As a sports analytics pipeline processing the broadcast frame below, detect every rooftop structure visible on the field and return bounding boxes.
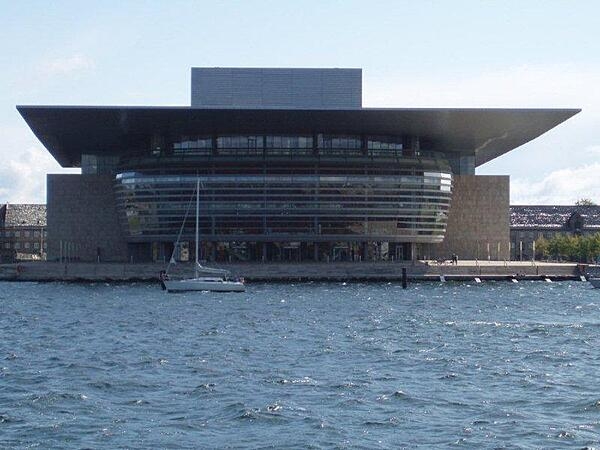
[511,205,600,230]
[0,204,46,227]
[191,67,362,109]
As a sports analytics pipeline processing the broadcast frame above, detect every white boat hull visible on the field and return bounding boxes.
[164,278,245,293]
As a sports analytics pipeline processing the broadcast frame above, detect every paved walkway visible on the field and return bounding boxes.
[0,260,584,282]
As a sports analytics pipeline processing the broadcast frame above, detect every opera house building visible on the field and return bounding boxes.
[18,68,579,263]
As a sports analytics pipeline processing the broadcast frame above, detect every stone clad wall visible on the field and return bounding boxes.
[47,174,128,262]
[434,175,510,261]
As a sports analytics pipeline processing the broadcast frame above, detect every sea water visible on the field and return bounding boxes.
[1,281,599,448]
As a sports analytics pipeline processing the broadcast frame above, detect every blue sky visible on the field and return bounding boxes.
[1,0,598,203]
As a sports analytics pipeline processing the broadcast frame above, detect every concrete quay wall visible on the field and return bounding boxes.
[0,261,583,283]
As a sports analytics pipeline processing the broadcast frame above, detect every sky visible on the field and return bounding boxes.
[1,0,598,205]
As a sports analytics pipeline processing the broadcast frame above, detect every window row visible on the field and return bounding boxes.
[172,135,410,151]
[0,230,46,238]
[3,242,46,250]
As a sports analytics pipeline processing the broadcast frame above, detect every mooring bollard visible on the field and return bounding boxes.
[402,267,407,289]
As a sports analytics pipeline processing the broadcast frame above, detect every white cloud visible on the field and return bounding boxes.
[511,163,600,205]
[0,125,79,204]
[0,146,56,203]
[39,54,95,76]
[585,144,600,156]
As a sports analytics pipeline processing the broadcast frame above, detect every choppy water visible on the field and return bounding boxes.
[1,281,600,448]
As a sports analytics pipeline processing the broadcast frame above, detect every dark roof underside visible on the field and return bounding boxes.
[17,106,579,167]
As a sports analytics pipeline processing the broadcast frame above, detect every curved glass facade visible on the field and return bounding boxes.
[116,172,451,239]
[113,133,453,261]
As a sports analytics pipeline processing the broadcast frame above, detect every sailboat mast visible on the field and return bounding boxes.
[195,178,200,279]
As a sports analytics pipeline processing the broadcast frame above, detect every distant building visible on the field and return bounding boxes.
[18,68,579,263]
[510,205,600,260]
[0,204,47,263]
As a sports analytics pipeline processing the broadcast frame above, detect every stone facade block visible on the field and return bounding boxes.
[47,174,127,262]
[433,175,510,261]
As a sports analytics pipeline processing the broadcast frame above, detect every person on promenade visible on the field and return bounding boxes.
[451,253,458,265]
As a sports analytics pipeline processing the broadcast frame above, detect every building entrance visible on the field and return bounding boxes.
[393,243,412,261]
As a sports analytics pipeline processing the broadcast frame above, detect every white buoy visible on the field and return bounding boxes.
[545,277,552,283]
[511,278,518,283]
[580,275,587,282]
[474,277,481,283]
[439,275,446,282]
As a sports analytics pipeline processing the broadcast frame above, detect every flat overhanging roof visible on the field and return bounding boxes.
[17,106,580,167]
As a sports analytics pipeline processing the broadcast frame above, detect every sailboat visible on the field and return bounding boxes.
[160,179,245,293]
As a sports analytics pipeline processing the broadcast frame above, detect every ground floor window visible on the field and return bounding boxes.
[129,241,420,263]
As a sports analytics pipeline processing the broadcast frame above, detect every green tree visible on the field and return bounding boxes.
[575,198,596,206]
[545,232,600,262]
[576,235,590,262]
[547,234,561,259]
[587,233,600,263]
[555,234,571,260]
[534,236,549,260]
[565,234,580,261]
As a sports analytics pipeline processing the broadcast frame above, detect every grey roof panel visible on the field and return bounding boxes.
[191,67,362,109]
[510,205,600,229]
[0,204,46,227]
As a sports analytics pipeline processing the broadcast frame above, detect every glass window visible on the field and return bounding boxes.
[217,136,263,156]
[34,242,40,249]
[217,136,263,148]
[14,231,20,238]
[173,137,212,154]
[81,154,98,174]
[318,135,361,156]
[14,242,20,249]
[24,242,30,249]
[81,154,118,174]
[265,136,313,155]
[368,137,403,157]
[4,243,9,249]
[24,231,30,238]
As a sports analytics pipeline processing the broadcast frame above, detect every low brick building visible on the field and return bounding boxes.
[510,205,600,260]
[0,204,47,263]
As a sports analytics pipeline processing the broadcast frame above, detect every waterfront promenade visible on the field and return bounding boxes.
[0,260,584,282]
